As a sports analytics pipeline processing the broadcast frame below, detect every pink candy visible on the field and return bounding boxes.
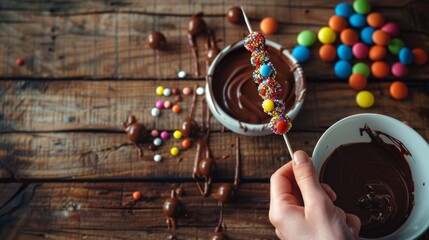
[391,62,408,77]
[160,131,169,140]
[381,22,400,37]
[151,130,159,137]
[156,100,164,109]
[352,42,369,59]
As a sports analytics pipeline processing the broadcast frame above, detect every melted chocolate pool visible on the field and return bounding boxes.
[320,125,414,238]
[211,45,297,124]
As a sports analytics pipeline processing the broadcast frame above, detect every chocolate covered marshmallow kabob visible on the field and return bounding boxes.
[241,7,294,154]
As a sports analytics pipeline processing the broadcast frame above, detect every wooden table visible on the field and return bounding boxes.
[1,0,428,239]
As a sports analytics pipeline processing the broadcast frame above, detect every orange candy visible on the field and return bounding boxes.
[172,104,181,113]
[349,73,367,90]
[369,45,387,61]
[182,139,191,149]
[371,61,390,78]
[372,30,390,46]
[412,48,428,65]
[390,81,408,100]
[133,191,142,200]
[329,15,347,32]
[340,28,358,46]
[367,12,385,28]
[319,44,337,62]
[277,120,289,133]
[260,17,278,35]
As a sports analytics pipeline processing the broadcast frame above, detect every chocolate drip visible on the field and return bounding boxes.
[147,31,167,50]
[320,125,414,238]
[187,13,207,77]
[212,46,296,124]
[226,6,244,25]
[206,29,220,70]
[122,115,147,157]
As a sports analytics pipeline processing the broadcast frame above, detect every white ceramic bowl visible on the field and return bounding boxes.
[313,113,429,240]
[205,40,306,136]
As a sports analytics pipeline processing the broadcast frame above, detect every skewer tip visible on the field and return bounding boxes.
[240,6,253,33]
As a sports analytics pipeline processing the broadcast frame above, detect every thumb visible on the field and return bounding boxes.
[292,150,326,207]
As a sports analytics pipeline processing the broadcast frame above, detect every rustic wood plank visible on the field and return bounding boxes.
[1,81,428,139]
[0,131,319,180]
[0,182,274,240]
[0,1,428,79]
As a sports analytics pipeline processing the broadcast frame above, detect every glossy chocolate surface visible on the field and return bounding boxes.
[211,46,295,124]
[226,6,243,25]
[147,31,167,50]
[320,125,414,238]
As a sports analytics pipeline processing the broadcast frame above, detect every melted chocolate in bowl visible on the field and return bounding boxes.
[211,45,298,125]
[320,125,414,238]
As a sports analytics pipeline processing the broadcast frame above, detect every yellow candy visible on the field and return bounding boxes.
[356,90,374,108]
[156,86,164,96]
[318,27,336,44]
[170,147,180,156]
[173,130,182,139]
[262,99,275,112]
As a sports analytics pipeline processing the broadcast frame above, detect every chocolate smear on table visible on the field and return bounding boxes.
[187,13,207,77]
[320,124,414,238]
[122,115,147,158]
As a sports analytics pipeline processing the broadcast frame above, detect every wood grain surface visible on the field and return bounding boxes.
[1,0,428,239]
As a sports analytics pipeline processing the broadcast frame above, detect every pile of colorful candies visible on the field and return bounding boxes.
[291,0,428,108]
[244,32,292,135]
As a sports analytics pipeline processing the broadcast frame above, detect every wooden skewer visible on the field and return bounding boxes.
[240,6,295,156]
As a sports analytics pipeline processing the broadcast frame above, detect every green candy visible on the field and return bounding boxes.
[353,0,371,14]
[297,30,316,47]
[352,62,370,77]
[388,38,405,55]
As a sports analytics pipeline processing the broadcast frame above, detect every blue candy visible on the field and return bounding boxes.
[292,46,310,63]
[361,26,375,45]
[335,3,354,18]
[399,47,414,65]
[259,64,273,77]
[349,13,366,28]
[337,44,353,61]
[334,60,352,78]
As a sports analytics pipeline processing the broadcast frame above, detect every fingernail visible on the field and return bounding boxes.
[293,151,308,165]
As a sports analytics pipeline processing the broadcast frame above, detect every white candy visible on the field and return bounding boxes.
[163,88,172,96]
[153,138,162,146]
[196,87,205,95]
[178,70,187,78]
[153,154,163,162]
[151,108,160,117]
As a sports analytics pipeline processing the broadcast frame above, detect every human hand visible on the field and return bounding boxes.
[269,150,361,240]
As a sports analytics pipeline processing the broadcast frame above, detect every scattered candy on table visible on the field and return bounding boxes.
[360,26,375,45]
[349,73,367,90]
[151,130,159,137]
[133,191,142,200]
[292,46,310,63]
[177,70,187,78]
[372,29,390,46]
[366,12,384,28]
[156,100,164,109]
[352,42,368,59]
[154,154,163,162]
[390,81,408,100]
[196,87,205,95]
[352,62,370,77]
[353,0,371,14]
[371,61,389,78]
[163,88,172,96]
[391,62,408,77]
[335,2,354,18]
[172,104,181,113]
[399,47,414,65]
[173,130,182,139]
[170,147,180,156]
[356,90,375,108]
[329,15,348,32]
[171,88,180,95]
[151,107,161,117]
[260,17,278,35]
[164,101,172,109]
[349,13,366,28]
[340,28,358,46]
[156,86,164,96]
[318,26,336,44]
[319,44,337,61]
[153,138,162,146]
[182,87,192,95]
[337,44,353,61]
[297,30,316,46]
[369,45,386,61]
[160,131,169,140]
[182,139,191,149]
[413,48,428,65]
[381,22,400,37]
[334,60,352,78]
